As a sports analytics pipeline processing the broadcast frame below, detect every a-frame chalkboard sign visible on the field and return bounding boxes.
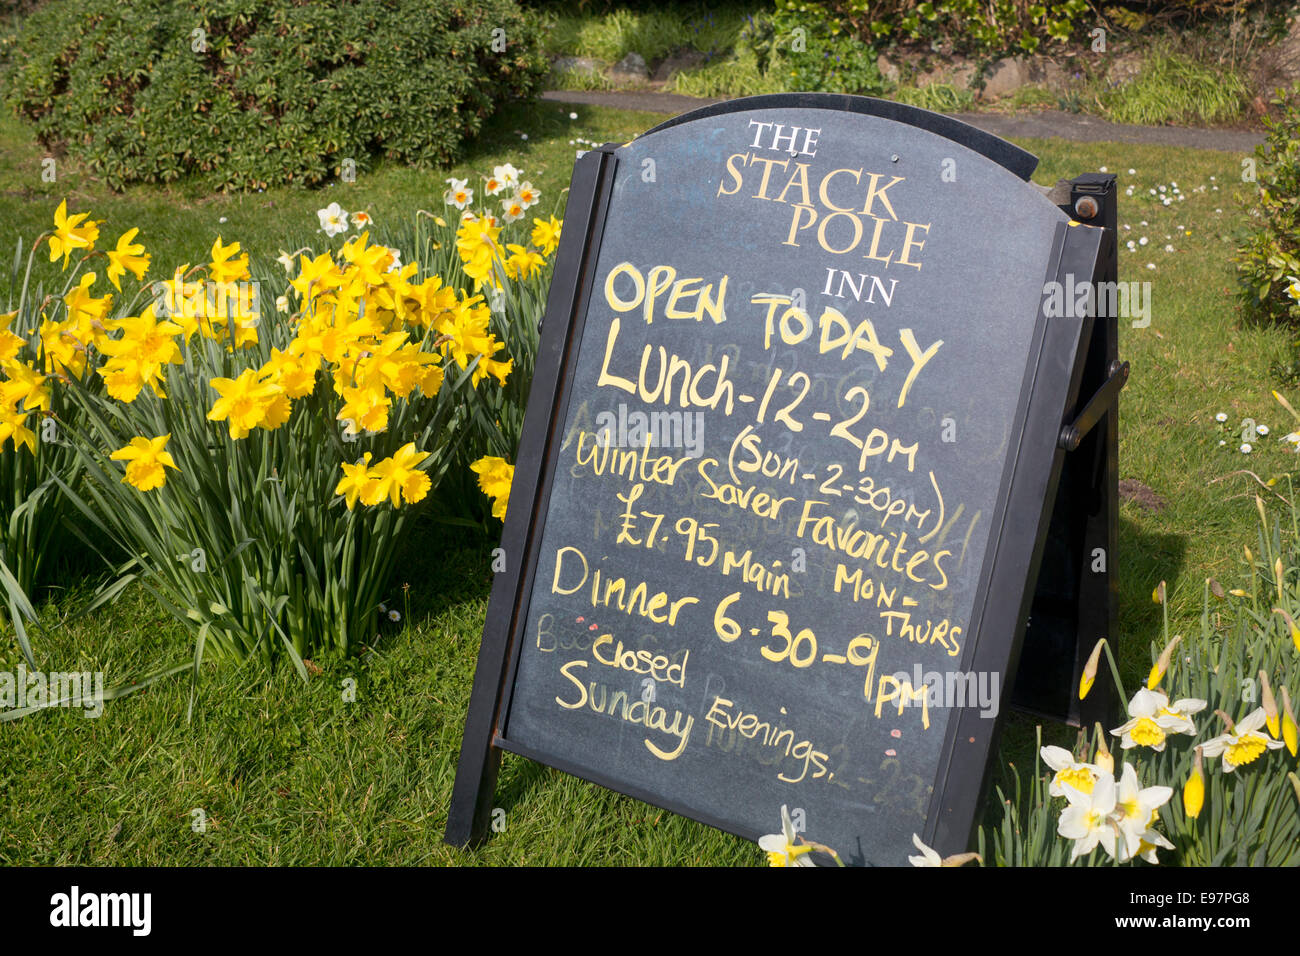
[446,93,1123,865]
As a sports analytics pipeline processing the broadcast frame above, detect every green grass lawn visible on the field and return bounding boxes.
[2,98,1294,865]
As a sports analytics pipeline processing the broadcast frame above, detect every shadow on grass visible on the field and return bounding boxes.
[1117,512,1188,682]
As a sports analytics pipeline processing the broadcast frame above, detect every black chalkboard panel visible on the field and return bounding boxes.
[448,93,1107,865]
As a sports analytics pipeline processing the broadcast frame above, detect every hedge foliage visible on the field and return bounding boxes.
[1235,84,1300,328]
[1,0,548,191]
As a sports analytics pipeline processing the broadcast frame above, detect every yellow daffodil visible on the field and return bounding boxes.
[0,359,50,412]
[208,236,250,284]
[206,368,283,439]
[105,228,150,290]
[1183,746,1205,819]
[503,243,544,281]
[0,311,22,362]
[0,404,36,454]
[334,453,375,511]
[48,199,100,268]
[361,442,431,508]
[759,805,816,867]
[471,455,513,520]
[1201,708,1285,772]
[109,434,178,491]
[1040,745,1103,797]
[531,215,562,257]
[63,271,113,326]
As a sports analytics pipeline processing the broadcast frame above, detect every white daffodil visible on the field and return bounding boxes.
[276,250,295,274]
[1156,696,1206,736]
[1136,828,1175,864]
[317,202,348,237]
[907,832,980,867]
[908,832,943,867]
[384,247,402,273]
[1040,745,1104,797]
[758,805,816,867]
[1112,688,1184,751]
[1201,708,1285,772]
[443,178,473,210]
[501,196,526,223]
[516,181,540,209]
[1285,275,1300,302]
[492,163,521,190]
[1113,763,1173,861]
[1059,775,1119,861]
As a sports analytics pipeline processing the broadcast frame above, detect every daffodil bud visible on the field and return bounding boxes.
[1094,723,1114,775]
[1183,747,1204,819]
[1080,638,1105,700]
[1260,670,1280,739]
[1148,634,1182,690]
[1282,686,1298,758]
[1229,588,1247,598]
[1153,581,1166,605]
[1276,607,1300,653]
[1255,496,1267,533]
[1290,772,1300,809]
[1245,545,1254,565]
[1214,709,1236,734]
[1273,389,1300,422]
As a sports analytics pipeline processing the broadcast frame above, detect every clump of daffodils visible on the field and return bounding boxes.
[1054,760,1175,863]
[443,164,561,293]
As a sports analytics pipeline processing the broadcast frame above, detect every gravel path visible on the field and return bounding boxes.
[542,90,1264,153]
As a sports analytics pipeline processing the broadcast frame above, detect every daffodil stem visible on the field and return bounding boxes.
[1101,638,1127,705]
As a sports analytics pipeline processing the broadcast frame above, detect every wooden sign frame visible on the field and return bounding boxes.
[446,94,1118,860]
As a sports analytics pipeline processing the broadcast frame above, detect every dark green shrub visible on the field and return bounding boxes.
[756,0,1092,60]
[1234,84,1300,327]
[2,0,548,191]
